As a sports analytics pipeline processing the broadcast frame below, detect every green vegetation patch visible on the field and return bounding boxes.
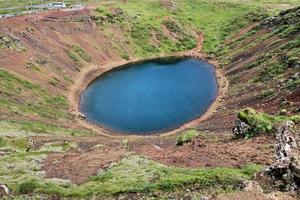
[0,68,71,121]
[259,89,275,99]
[91,0,300,57]
[93,0,263,56]
[65,49,81,65]
[16,180,38,194]
[0,136,73,197]
[65,45,92,65]
[0,136,30,150]
[218,6,299,98]
[177,129,199,145]
[72,45,92,62]
[237,107,300,137]
[2,154,261,198]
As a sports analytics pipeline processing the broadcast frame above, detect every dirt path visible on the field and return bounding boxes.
[68,32,229,138]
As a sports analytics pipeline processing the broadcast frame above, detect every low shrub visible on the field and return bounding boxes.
[72,46,92,63]
[65,50,80,63]
[163,20,182,33]
[260,89,275,99]
[16,180,38,194]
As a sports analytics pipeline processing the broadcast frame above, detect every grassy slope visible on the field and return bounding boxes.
[93,0,253,56]
[0,69,70,121]
[218,5,300,104]
[0,68,95,137]
[94,0,299,56]
[0,0,300,199]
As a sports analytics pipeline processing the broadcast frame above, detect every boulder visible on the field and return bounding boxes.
[78,112,86,120]
[266,121,300,191]
[244,181,264,193]
[0,184,9,197]
[159,0,178,12]
[232,119,251,139]
[258,6,300,31]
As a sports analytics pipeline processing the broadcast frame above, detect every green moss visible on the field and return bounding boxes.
[177,129,199,145]
[95,7,106,14]
[279,22,300,38]
[65,46,92,64]
[40,141,77,152]
[281,40,300,50]
[120,52,130,60]
[240,164,263,176]
[238,107,300,137]
[25,62,41,71]
[0,136,31,150]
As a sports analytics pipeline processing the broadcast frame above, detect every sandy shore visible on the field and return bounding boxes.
[68,34,229,138]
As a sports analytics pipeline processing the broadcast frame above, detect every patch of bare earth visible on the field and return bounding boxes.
[129,134,274,168]
[214,191,297,200]
[42,137,127,184]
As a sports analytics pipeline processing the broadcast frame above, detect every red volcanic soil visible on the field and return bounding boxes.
[129,134,274,168]
[0,8,121,95]
[43,148,126,184]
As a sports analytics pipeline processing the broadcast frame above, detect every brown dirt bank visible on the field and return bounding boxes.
[129,134,274,168]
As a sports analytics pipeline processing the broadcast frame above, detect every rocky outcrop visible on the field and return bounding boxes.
[259,6,299,30]
[0,184,9,197]
[0,34,26,52]
[266,121,300,191]
[232,119,252,139]
[91,7,128,25]
[159,0,178,12]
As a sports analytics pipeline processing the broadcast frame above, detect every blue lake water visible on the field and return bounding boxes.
[79,58,218,135]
